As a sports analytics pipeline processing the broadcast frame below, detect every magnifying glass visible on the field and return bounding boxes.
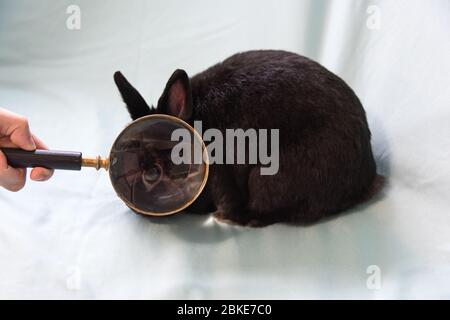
[0,114,209,216]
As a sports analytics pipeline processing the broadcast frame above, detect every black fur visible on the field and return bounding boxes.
[114,71,152,120]
[114,50,382,227]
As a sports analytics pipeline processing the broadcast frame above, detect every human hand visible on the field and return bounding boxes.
[0,108,53,191]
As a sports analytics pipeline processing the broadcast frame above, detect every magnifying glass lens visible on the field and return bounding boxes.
[109,116,207,216]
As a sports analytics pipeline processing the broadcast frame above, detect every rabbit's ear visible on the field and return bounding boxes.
[114,71,151,120]
[157,69,193,121]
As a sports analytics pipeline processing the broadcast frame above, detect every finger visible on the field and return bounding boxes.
[30,167,53,182]
[9,118,36,151]
[32,134,49,150]
[0,137,17,147]
[0,131,48,150]
[30,134,54,181]
[0,135,54,181]
[0,150,27,191]
[0,108,36,151]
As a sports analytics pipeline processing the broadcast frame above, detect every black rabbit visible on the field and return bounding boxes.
[114,50,383,227]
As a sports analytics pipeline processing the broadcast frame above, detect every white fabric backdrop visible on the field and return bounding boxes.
[0,0,449,299]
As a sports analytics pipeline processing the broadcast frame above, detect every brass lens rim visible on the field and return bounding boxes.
[108,114,209,217]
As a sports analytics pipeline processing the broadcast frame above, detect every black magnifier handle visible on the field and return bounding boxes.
[0,148,109,171]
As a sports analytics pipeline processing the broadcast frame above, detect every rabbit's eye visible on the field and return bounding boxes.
[143,166,161,184]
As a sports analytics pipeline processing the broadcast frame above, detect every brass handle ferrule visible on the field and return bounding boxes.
[81,156,109,171]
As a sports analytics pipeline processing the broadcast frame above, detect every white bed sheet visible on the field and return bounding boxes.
[0,0,449,299]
